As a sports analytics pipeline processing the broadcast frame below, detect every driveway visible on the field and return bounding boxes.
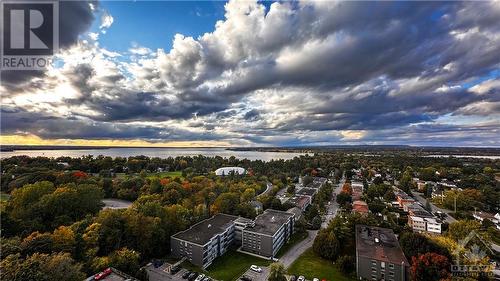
[280,230,318,268]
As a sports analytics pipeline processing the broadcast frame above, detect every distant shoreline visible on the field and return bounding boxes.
[1,144,499,157]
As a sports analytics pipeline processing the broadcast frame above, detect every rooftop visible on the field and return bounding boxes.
[353,200,369,214]
[296,188,317,197]
[85,268,137,281]
[172,213,238,245]
[245,209,294,236]
[407,203,433,218]
[287,195,311,209]
[355,225,409,265]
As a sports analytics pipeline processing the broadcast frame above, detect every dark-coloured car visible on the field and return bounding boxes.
[240,276,252,281]
[170,265,181,274]
[182,271,191,279]
[289,275,297,281]
[188,272,199,281]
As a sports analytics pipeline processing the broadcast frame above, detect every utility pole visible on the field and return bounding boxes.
[454,195,457,213]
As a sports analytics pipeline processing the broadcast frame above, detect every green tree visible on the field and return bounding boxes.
[0,252,85,281]
[312,229,339,260]
[337,255,355,274]
[447,220,481,241]
[268,262,287,281]
[109,247,140,275]
[399,232,450,260]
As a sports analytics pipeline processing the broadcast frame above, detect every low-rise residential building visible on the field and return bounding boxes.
[395,191,415,210]
[286,207,303,221]
[296,187,317,198]
[171,213,238,269]
[241,209,295,258]
[234,217,255,245]
[353,200,369,215]
[407,203,442,234]
[352,182,364,201]
[287,195,311,211]
[431,188,445,200]
[355,225,409,281]
[473,211,499,224]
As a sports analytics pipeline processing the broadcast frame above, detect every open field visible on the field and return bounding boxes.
[287,248,354,281]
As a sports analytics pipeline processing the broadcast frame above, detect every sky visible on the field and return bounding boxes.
[1,0,500,147]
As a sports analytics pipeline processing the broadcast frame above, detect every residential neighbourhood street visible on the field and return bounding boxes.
[322,176,344,228]
[412,192,500,253]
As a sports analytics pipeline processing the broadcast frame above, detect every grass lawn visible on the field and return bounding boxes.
[276,231,308,258]
[147,171,183,180]
[287,248,355,281]
[0,192,11,201]
[183,249,270,281]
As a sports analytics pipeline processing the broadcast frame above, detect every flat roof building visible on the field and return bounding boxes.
[241,209,295,258]
[356,225,409,281]
[286,195,311,211]
[296,188,318,198]
[171,213,238,269]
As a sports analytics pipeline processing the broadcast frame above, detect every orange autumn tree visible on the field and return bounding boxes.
[342,182,352,195]
[410,253,451,281]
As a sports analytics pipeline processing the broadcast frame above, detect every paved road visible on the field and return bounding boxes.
[412,192,457,223]
[413,193,500,253]
[322,176,344,228]
[240,176,345,281]
[260,182,273,197]
[280,230,319,268]
[102,198,133,209]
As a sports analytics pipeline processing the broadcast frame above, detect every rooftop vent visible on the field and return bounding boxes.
[375,238,380,243]
[271,216,275,223]
[208,224,211,228]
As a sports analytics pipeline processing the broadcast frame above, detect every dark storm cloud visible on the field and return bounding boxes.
[0,107,226,141]
[3,0,500,145]
[1,0,96,89]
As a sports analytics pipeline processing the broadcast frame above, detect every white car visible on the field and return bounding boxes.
[250,265,262,273]
[313,278,320,281]
[195,274,205,281]
[297,276,305,281]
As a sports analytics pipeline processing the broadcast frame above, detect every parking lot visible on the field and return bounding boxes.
[237,266,269,281]
[145,262,218,281]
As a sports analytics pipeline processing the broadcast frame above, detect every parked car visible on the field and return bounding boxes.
[170,265,180,274]
[289,275,297,281]
[188,272,198,281]
[240,276,252,281]
[182,271,191,279]
[202,277,212,281]
[195,273,205,281]
[313,278,320,281]
[297,276,305,281]
[94,268,112,280]
[250,265,262,273]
